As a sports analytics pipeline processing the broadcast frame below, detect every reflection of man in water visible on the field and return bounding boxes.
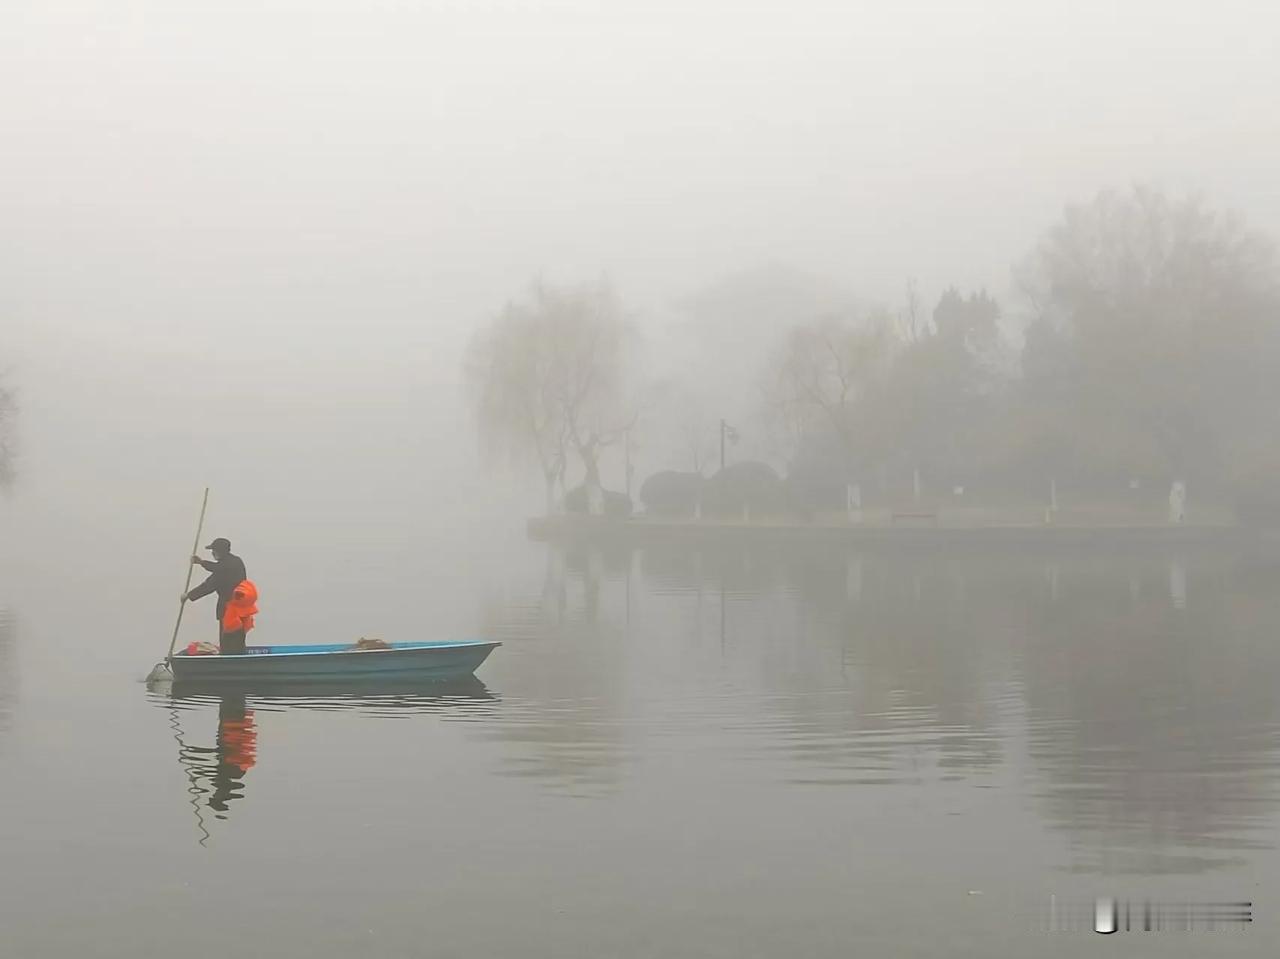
[209,695,257,814]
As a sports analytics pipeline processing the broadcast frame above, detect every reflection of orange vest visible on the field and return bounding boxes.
[220,713,258,773]
[221,580,259,634]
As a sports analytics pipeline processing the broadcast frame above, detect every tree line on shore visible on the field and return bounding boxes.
[469,185,1280,523]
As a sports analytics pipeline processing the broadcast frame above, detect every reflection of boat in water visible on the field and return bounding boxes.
[165,691,258,842]
[151,674,499,844]
[169,640,500,683]
[165,674,498,714]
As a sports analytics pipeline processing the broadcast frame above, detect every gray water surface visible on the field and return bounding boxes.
[1,539,1276,957]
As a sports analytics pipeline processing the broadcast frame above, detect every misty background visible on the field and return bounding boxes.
[4,0,1280,642]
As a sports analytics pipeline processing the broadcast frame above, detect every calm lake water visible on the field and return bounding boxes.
[1,534,1277,957]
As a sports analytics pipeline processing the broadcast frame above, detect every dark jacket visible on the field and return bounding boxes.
[188,553,248,621]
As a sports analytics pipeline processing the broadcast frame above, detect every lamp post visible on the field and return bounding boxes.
[624,427,632,502]
[719,419,738,472]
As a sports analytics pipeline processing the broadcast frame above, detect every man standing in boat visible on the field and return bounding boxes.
[183,537,251,653]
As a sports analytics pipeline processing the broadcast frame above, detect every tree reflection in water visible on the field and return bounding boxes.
[1018,551,1280,873]
[482,540,1280,873]
[479,544,634,796]
[0,608,15,746]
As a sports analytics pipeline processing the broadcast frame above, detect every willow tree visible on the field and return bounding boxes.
[466,297,568,515]
[466,280,634,515]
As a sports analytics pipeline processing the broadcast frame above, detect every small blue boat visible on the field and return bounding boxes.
[168,640,500,683]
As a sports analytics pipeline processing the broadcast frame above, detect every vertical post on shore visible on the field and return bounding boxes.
[719,419,739,472]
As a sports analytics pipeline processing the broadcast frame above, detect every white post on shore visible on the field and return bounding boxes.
[846,483,862,524]
[1169,480,1186,524]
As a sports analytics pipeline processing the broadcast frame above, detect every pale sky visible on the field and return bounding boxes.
[3,0,1278,570]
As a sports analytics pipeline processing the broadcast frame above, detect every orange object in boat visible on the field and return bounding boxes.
[221,580,259,634]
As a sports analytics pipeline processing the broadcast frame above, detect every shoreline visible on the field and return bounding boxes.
[526,513,1268,549]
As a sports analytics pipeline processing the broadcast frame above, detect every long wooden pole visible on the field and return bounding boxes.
[166,487,210,663]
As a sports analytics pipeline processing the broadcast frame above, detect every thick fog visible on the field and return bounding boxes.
[3,0,1279,618]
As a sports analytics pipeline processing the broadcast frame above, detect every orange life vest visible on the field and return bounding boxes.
[220,713,258,773]
[221,579,259,634]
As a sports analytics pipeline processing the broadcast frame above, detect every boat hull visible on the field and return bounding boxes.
[166,675,496,710]
[168,641,499,683]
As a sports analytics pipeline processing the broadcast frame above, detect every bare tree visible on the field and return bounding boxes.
[761,314,894,461]
[1015,185,1280,486]
[650,379,717,474]
[762,287,1012,499]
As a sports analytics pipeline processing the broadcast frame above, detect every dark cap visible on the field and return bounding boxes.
[205,537,231,552]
